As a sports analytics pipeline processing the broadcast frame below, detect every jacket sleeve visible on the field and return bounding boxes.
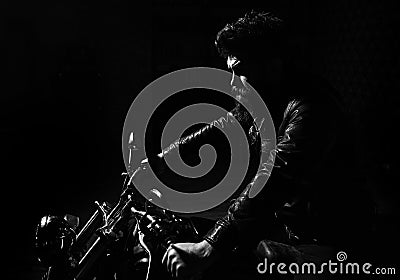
[203,98,339,252]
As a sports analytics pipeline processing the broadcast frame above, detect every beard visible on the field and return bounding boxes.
[231,76,251,104]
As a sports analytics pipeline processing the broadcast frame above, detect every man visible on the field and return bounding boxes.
[162,11,373,279]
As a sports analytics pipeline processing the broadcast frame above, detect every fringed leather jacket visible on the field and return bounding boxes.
[203,69,367,252]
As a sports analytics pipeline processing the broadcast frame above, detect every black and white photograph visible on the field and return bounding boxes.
[3,1,399,279]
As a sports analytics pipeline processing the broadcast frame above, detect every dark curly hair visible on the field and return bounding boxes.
[215,10,286,60]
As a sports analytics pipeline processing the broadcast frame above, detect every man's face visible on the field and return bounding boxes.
[226,54,283,99]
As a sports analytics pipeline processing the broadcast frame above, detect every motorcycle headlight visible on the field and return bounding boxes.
[34,215,77,266]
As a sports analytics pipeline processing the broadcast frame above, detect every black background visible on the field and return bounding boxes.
[3,0,399,279]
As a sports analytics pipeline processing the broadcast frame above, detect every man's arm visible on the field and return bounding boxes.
[203,97,339,252]
[162,97,341,278]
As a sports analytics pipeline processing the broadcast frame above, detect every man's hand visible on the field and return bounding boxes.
[161,240,219,279]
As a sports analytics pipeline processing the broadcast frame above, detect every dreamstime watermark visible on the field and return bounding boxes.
[257,251,396,276]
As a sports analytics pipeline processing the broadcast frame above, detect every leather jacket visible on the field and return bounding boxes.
[203,68,365,252]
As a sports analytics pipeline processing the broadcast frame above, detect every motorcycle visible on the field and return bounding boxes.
[34,169,207,280]
[34,99,268,280]
[34,122,233,280]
